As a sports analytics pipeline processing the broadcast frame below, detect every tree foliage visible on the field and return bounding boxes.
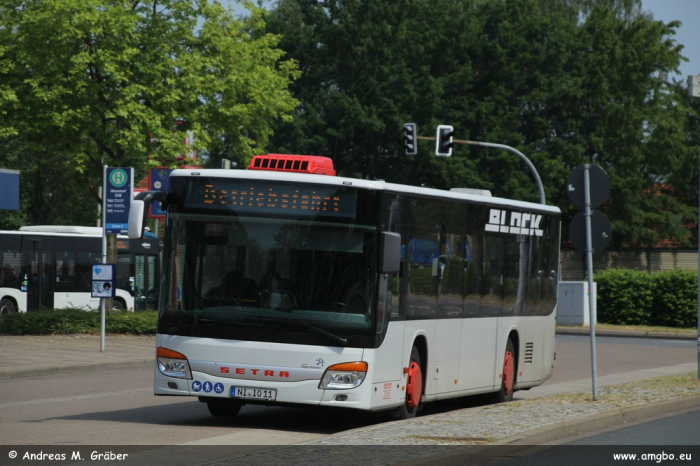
[263,0,698,250]
[0,137,97,229]
[0,0,298,209]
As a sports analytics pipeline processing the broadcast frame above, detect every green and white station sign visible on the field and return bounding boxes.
[104,167,134,234]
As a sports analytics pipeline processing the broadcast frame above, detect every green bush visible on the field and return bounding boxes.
[650,270,697,328]
[441,256,464,295]
[594,269,697,328]
[594,269,653,325]
[464,260,480,296]
[0,308,158,335]
[410,266,434,295]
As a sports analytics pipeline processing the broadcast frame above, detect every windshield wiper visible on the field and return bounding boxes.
[166,319,282,334]
[301,322,348,347]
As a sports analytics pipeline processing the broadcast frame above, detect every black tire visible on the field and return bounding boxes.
[111,300,126,311]
[206,400,242,418]
[492,339,516,403]
[0,298,17,315]
[395,346,424,419]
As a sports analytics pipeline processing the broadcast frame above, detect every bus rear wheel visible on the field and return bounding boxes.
[111,300,125,311]
[0,298,16,315]
[206,399,242,418]
[492,338,516,403]
[396,346,423,419]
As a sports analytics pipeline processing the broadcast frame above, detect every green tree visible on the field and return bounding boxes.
[559,6,696,249]
[264,0,696,250]
[0,137,97,229]
[0,0,298,210]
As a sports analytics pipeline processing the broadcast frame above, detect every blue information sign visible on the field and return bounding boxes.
[104,167,134,234]
[0,169,20,211]
[148,168,173,218]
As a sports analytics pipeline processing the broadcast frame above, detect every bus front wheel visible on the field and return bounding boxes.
[0,298,16,315]
[396,346,423,419]
[206,400,242,418]
[492,338,516,403]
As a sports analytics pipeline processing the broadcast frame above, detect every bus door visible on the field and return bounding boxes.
[24,238,55,311]
[134,253,158,310]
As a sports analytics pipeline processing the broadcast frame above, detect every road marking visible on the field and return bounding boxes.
[0,387,152,408]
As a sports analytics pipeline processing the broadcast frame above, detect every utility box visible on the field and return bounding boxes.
[688,75,700,98]
[557,281,596,326]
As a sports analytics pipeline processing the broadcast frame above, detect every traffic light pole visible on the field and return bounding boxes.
[417,136,546,205]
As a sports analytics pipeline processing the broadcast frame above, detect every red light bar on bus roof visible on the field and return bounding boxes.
[248,154,336,176]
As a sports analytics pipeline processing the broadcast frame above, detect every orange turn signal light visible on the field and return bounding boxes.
[157,347,188,360]
[327,361,368,372]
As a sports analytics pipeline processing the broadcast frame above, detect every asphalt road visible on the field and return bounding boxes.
[531,334,694,388]
[563,406,700,445]
[0,335,695,447]
[486,407,700,465]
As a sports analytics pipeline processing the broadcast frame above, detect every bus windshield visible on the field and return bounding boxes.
[159,180,380,347]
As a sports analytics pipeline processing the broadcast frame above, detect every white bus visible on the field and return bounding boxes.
[129,154,560,418]
[0,226,160,314]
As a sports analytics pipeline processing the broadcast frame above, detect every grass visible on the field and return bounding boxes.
[561,323,697,335]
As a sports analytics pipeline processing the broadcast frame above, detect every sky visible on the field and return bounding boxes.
[642,0,700,81]
[225,1,700,82]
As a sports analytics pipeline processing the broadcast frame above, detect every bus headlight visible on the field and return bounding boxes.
[319,362,368,390]
[157,347,192,379]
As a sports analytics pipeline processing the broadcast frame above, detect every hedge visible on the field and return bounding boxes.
[0,308,158,335]
[594,269,697,328]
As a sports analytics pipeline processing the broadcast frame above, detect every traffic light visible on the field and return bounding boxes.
[403,123,417,156]
[435,125,454,157]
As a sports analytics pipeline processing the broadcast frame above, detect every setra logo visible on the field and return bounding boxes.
[231,368,290,377]
[485,209,544,237]
[220,367,230,374]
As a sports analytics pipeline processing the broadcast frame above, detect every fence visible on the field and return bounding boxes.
[561,249,698,282]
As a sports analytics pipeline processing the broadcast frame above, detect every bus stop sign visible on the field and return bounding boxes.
[105,167,134,234]
[149,168,173,218]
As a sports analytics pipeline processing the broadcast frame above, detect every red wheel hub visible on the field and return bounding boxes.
[406,361,422,410]
[503,350,514,395]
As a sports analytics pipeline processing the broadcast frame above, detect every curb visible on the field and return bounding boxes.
[399,395,700,465]
[556,327,697,340]
[0,358,154,380]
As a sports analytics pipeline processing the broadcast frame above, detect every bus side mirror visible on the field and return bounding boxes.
[128,191,167,239]
[128,200,146,239]
[380,232,401,274]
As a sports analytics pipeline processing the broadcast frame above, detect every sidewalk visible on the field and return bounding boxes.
[556,325,698,340]
[0,333,155,379]
[0,328,698,465]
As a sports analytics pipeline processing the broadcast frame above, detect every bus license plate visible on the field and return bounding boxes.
[231,387,276,401]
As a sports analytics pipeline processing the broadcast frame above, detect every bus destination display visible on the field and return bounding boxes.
[192,180,357,218]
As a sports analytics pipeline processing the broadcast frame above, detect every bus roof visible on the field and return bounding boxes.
[19,225,103,235]
[168,168,561,215]
[16,226,159,240]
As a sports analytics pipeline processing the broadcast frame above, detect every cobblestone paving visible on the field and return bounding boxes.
[210,373,700,465]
